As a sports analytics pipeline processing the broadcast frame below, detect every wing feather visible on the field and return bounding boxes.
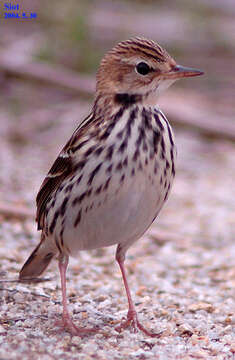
[36,112,95,230]
[36,155,73,229]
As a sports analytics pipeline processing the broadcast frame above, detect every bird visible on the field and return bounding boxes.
[19,37,203,337]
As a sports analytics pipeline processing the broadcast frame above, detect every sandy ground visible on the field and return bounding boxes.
[0,99,235,359]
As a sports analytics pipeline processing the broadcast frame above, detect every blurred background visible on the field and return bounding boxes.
[0,1,235,357]
[0,0,234,240]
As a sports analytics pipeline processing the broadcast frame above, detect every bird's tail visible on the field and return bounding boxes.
[19,234,57,280]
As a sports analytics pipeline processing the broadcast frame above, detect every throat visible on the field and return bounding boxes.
[114,92,161,107]
[114,93,143,107]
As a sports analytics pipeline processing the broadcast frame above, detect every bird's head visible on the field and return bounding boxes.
[96,37,203,105]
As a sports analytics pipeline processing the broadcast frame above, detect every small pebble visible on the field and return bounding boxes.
[188,302,215,313]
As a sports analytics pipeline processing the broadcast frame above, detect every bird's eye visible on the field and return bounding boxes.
[136,62,150,75]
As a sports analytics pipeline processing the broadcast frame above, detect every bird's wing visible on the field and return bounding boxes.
[36,112,97,230]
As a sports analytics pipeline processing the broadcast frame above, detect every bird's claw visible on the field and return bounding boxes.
[115,310,160,337]
[61,314,99,337]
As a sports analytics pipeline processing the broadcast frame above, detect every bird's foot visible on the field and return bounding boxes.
[115,310,160,338]
[60,313,99,337]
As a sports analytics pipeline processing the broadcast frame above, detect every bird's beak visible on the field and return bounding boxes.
[162,65,204,79]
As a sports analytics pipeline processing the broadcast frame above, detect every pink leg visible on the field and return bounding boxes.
[58,253,98,336]
[115,245,160,337]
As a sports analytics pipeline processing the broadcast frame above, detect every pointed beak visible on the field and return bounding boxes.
[162,65,204,79]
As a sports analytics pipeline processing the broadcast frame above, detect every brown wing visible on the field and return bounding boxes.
[36,112,96,230]
[36,155,73,229]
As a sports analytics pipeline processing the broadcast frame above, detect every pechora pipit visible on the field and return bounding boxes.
[19,37,203,337]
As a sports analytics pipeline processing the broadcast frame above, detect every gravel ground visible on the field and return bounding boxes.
[0,100,235,359]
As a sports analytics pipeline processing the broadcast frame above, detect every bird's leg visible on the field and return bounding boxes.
[115,244,159,337]
[58,253,98,336]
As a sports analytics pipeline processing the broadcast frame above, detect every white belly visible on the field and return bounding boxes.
[54,163,171,255]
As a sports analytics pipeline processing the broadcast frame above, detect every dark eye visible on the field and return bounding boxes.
[136,62,150,75]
